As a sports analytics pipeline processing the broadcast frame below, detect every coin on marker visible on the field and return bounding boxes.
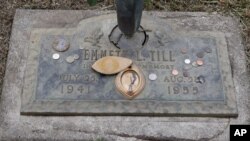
[192,61,198,67]
[53,38,70,52]
[52,53,60,60]
[196,59,204,66]
[149,73,157,81]
[172,69,179,76]
[74,54,80,60]
[181,48,187,54]
[196,51,205,58]
[66,56,75,63]
[184,59,191,64]
[183,71,189,77]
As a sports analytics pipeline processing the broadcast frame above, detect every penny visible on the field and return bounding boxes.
[196,59,204,66]
[184,59,191,64]
[172,69,179,76]
[52,38,70,52]
[183,71,189,77]
[196,51,205,58]
[92,56,133,75]
[149,73,157,81]
[66,56,75,63]
[181,48,187,54]
[52,53,60,60]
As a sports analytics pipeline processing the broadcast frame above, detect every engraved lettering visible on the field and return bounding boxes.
[177,76,183,82]
[150,50,155,61]
[193,87,198,95]
[173,86,180,94]
[162,50,168,61]
[109,50,114,56]
[115,50,121,56]
[167,86,199,95]
[91,49,98,60]
[157,50,160,61]
[136,50,145,61]
[100,50,107,58]
[83,49,90,60]
[183,86,189,94]
[67,85,74,93]
[74,74,81,81]
[77,85,85,93]
[60,84,90,94]
[170,51,175,62]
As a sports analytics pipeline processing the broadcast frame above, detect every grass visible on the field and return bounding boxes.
[0,0,249,94]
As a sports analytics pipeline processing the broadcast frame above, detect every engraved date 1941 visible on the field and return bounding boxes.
[61,84,90,94]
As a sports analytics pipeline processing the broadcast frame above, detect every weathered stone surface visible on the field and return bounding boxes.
[0,10,249,140]
[19,11,236,116]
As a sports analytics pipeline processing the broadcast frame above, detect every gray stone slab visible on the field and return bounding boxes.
[0,10,249,140]
[19,11,237,117]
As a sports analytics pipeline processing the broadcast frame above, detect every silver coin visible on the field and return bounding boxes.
[149,73,157,81]
[73,54,80,60]
[66,56,75,63]
[184,59,191,64]
[52,53,60,60]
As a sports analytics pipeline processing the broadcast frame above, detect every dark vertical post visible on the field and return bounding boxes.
[116,0,144,37]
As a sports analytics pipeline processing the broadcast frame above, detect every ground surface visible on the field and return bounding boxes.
[0,0,250,95]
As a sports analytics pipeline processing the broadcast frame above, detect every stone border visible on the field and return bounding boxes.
[21,14,237,117]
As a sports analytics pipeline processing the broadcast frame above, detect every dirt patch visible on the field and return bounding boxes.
[0,0,249,94]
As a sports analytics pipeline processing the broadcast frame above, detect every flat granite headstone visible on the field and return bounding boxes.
[20,12,237,117]
[1,10,249,140]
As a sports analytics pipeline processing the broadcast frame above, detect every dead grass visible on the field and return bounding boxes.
[0,0,250,93]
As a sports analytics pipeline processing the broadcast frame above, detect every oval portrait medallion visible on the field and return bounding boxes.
[115,64,145,100]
